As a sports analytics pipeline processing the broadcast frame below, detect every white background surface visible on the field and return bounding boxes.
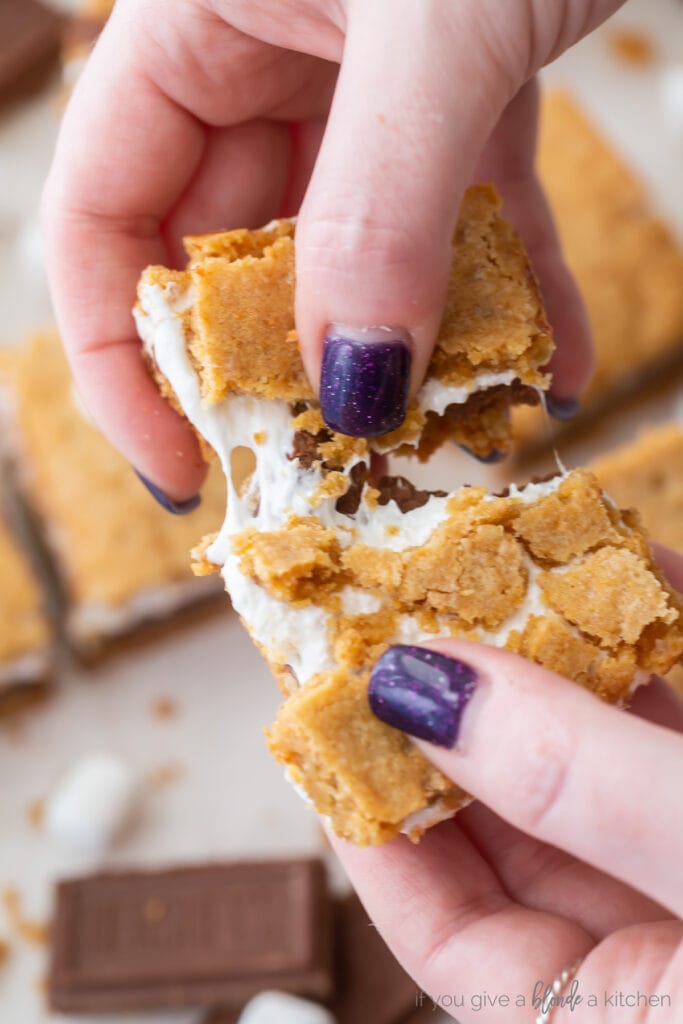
[0,1,681,1022]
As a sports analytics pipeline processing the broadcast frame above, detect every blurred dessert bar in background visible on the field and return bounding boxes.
[0,0,63,106]
[0,330,226,657]
[0,510,51,707]
[591,420,683,693]
[139,185,555,461]
[514,91,683,453]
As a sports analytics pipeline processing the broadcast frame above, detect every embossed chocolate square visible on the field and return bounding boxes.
[48,860,332,1012]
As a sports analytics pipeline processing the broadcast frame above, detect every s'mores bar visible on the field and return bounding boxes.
[514,91,683,450]
[590,422,683,693]
[136,186,683,846]
[0,512,51,703]
[139,186,554,461]
[1,330,226,656]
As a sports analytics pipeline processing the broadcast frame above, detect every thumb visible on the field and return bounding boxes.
[294,0,515,437]
[367,639,683,916]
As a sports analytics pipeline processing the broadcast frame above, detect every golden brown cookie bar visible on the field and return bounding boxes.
[1,330,226,656]
[591,421,683,693]
[514,91,683,450]
[139,185,554,460]
[0,512,51,701]
[265,472,683,844]
[137,266,683,844]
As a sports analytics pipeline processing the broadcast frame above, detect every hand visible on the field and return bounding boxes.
[327,545,683,1023]
[42,0,621,505]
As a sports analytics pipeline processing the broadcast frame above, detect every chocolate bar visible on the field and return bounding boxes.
[202,1009,241,1024]
[330,894,432,1023]
[0,0,62,104]
[48,860,333,1013]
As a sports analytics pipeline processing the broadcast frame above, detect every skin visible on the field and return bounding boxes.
[43,2,683,1017]
[41,0,623,501]
[329,544,683,1022]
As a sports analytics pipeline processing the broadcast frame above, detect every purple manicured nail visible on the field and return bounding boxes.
[457,444,507,464]
[134,470,201,515]
[546,395,579,421]
[368,645,478,748]
[320,326,411,437]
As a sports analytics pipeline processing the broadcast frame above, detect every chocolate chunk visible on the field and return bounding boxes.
[335,462,368,516]
[0,0,63,105]
[48,859,333,1013]
[202,1009,241,1024]
[290,430,325,470]
[330,894,432,1023]
[376,475,446,513]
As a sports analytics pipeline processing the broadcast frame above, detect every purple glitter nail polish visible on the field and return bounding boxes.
[368,645,478,748]
[134,470,201,516]
[545,395,579,421]
[320,331,411,437]
[457,444,507,464]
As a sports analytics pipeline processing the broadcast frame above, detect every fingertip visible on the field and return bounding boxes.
[294,208,450,411]
[318,325,412,437]
[71,342,209,505]
[134,470,202,515]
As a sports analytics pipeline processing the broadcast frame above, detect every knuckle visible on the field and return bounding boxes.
[298,210,423,272]
[295,207,449,315]
[510,714,574,834]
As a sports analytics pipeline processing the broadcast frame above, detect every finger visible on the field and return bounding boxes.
[42,9,206,501]
[326,822,593,1024]
[280,118,327,217]
[368,640,683,917]
[42,0,331,502]
[458,803,672,940]
[570,921,683,1024]
[295,0,514,436]
[475,79,594,408]
[460,675,683,937]
[43,7,215,501]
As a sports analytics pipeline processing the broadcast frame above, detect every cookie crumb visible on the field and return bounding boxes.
[25,797,44,830]
[146,760,186,787]
[2,887,49,945]
[150,696,179,720]
[608,28,657,67]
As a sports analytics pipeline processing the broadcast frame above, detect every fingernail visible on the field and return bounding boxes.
[457,445,507,464]
[320,326,411,437]
[368,645,478,748]
[134,471,201,515]
[546,395,579,421]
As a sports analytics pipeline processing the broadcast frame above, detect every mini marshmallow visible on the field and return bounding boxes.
[659,65,683,134]
[45,753,139,855]
[238,992,336,1024]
